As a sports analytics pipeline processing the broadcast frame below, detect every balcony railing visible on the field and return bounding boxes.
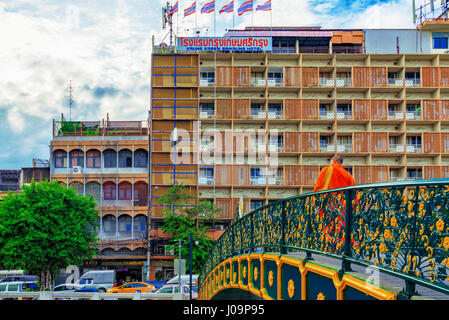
[405,111,422,120]
[406,144,423,153]
[267,111,283,119]
[267,176,283,185]
[250,176,267,185]
[319,111,335,119]
[335,111,352,120]
[251,78,267,86]
[405,79,421,87]
[200,78,215,86]
[251,111,267,119]
[319,78,335,87]
[335,78,352,87]
[388,111,404,120]
[299,46,330,54]
[389,144,405,152]
[320,144,335,152]
[267,79,283,87]
[336,144,353,152]
[388,79,404,87]
[54,120,149,137]
[268,144,283,153]
[199,110,215,119]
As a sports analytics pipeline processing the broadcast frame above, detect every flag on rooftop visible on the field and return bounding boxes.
[238,0,253,16]
[201,0,215,14]
[219,0,234,14]
[167,1,178,17]
[184,1,197,17]
[256,0,271,11]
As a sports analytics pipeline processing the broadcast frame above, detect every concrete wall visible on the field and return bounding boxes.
[364,29,431,54]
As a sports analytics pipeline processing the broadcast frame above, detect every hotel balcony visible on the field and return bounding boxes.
[405,111,422,120]
[200,78,215,86]
[320,144,336,152]
[199,110,215,119]
[388,78,404,87]
[267,175,283,186]
[406,144,423,153]
[319,111,335,120]
[267,79,283,87]
[336,144,353,153]
[319,78,335,87]
[388,111,404,120]
[250,176,267,185]
[335,78,352,87]
[335,110,352,120]
[389,144,405,152]
[251,78,267,87]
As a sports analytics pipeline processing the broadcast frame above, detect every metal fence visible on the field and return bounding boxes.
[199,179,449,298]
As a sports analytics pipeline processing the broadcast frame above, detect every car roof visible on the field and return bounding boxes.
[0,281,37,285]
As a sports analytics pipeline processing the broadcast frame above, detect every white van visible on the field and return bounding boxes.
[0,281,38,293]
[75,270,115,293]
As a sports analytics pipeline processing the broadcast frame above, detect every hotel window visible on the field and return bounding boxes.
[69,150,84,168]
[134,149,148,168]
[118,182,132,200]
[103,149,117,168]
[103,182,116,200]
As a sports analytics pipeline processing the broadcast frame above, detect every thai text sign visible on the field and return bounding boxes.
[177,37,272,52]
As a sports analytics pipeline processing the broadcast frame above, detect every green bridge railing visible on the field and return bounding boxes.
[199,179,449,298]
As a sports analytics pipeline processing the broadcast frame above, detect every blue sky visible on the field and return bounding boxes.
[0,0,417,169]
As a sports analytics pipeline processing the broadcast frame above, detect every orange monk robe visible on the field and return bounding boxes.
[313,163,356,192]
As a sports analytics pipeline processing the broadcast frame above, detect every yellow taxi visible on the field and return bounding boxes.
[106,282,155,294]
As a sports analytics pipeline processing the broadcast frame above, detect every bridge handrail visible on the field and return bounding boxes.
[0,291,185,300]
[199,179,449,297]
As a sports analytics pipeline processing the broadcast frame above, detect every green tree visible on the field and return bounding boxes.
[158,183,221,274]
[0,180,99,290]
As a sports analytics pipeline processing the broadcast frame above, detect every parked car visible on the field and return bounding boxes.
[53,283,83,292]
[106,282,155,294]
[154,283,198,300]
[74,270,115,293]
[144,281,166,290]
[166,274,198,286]
[0,275,38,283]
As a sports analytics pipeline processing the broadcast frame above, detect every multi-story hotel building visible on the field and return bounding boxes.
[150,21,449,231]
[49,19,449,281]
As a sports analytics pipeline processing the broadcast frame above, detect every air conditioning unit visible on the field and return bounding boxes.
[207,178,214,185]
[276,181,282,185]
[164,245,175,256]
[208,115,214,119]
[72,166,82,174]
[445,50,449,54]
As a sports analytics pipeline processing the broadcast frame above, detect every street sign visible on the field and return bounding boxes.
[173,259,186,275]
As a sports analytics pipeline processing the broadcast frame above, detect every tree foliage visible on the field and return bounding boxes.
[0,180,99,289]
[158,183,221,274]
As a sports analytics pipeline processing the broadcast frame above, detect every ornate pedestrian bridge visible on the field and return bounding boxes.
[198,180,449,300]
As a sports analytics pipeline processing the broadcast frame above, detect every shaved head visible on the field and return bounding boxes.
[331,154,343,164]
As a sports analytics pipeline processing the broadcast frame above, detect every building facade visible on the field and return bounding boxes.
[150,22,449,228]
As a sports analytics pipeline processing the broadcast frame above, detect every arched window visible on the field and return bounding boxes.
[69,149,84,168]
[69,181,84,195]
[118,182,132,200]
[134,149,148,168]
[133,215,147,233]
[103,182,116,200]
[54,150,67,168]
[86,150,101,168]
[102,215,116,233]
[118,149,132,168]
[118,215,132,233]
[134,182,148,206]
[103,149,117,168]
[100,248,115,256]
[85,181,101,200]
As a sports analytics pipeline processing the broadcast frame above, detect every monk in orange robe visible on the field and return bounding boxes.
[312,154,356,251]
[313,154,355,192]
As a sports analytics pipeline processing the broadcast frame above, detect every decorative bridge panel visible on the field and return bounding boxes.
[199,180,449,300]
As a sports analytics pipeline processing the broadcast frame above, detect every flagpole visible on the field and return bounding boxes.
[233,1,235,29]
[214,2,216,36]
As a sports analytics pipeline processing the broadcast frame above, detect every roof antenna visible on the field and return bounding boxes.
[65,80,75,121]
